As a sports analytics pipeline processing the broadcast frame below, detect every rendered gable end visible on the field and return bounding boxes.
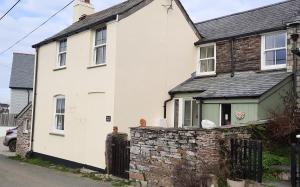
[114,0,199,130]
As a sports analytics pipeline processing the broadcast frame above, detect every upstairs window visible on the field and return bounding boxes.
[198,43,216,75]
[58,39,67,67]
[94,27,107,65]
[54,96,65,132]
[261,32,287,70]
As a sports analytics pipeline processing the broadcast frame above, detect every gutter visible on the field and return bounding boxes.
[30,47,39,153]
[194,26,286,46]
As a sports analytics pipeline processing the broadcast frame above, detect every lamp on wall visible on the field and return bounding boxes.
[292,48,300,57]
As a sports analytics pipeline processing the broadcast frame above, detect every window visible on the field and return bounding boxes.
[57,39,67,67]
[54,96,65,131]
[23,119,30,134]
[261,32,287,70]
[183,99,199,127]
[94,27,107,65]
[198,44,216,75]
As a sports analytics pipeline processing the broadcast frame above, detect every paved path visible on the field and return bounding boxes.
[0,155,112,187]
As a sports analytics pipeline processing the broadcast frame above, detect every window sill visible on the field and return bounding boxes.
[49,132,65,137]
[196,72,216,78]
[87,64,107,69]
[53,67,66,71]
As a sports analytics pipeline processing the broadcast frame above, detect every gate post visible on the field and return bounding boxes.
[105,128,128,175]
[291,143,297,187]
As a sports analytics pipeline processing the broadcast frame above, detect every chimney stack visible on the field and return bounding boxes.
[73,0,95,22]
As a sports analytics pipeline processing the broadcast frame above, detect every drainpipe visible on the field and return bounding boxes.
[230,38,235,77]
[27,89,30,104]
[163,94,174,118]
[30,47,39,154]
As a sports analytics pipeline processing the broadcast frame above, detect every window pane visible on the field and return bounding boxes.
[61,98,65,113]
[192,100,199,127]
[276,49,286,65]
[59,53,66,66]
[207,59,215,72]
[265,51,275,66]
[95,46,106,64]
[59,40,67,52]
[200,47,207,59]
[265,35,275,49]
[184,100,191,126]
[56,115,64,130]
[56,99,61,113]
[200,60,208,72]
[275,33,286,48]
[95,28,107,45]
[206,46,214,58]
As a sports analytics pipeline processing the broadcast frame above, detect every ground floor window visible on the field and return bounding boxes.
[54,96,65,131]
[221,104,231,126]
[183,99,199,127]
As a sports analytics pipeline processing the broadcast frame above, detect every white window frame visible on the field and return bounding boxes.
[53,95,65,134]
[261,31,287,70]
[182,98,199,127]
[57,39,67,68]
[93,27,107,65]
[197,43,217,76]
[23,119,30,134]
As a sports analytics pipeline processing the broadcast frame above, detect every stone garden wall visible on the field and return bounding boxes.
[129,125,253,187]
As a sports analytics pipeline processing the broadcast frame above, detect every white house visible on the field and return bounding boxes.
[31,0,200,170]
[9,53,34,115]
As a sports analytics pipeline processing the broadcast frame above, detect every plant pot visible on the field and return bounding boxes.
[227,179,245,187]
[140,181,148,187]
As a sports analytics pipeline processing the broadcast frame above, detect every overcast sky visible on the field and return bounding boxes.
[0,0,283,104]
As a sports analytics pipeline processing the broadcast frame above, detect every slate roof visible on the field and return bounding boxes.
[169,71,292,99]
[195,0,300,44]
[33,0,150,47]
[9,53,35,89]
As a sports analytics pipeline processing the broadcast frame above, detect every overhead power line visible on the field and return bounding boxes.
[0,0,21,21]
[0,0,75,55]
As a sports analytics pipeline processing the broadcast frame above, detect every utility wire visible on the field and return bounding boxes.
[0,0,75,55]
[0,0,21,21]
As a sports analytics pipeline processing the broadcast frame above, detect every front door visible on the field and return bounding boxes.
[221,104,231,126]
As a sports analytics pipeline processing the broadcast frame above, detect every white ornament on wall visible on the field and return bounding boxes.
[235,112,246,120]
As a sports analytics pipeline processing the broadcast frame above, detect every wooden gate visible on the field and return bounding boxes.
[230,139,263,182]
[111,138,130,179]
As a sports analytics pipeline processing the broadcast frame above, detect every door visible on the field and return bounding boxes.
[221,104,231,126]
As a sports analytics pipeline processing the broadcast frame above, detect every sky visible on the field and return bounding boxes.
[0,0,283,104]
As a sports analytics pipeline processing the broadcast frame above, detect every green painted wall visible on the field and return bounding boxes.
[258,79,292,120]
[231,104,258,125]
[202,104,220,125]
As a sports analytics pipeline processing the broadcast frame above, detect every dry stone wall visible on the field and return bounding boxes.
[129,126,252,187]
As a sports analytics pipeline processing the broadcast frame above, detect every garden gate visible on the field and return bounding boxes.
[230,139,263,182]
[111,138,130,179]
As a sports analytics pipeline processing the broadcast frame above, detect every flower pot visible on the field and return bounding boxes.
[140,181,148,187]
[227,179,245,187]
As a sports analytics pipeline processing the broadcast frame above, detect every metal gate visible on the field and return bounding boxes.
[230,139,263,182]
[291,143,300,187]
[111,138,130,179]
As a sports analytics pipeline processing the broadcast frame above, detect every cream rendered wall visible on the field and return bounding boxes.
[114,0,198,131]
[33,21,117,169]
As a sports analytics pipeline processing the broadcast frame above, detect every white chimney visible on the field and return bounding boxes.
[73,0,95,22]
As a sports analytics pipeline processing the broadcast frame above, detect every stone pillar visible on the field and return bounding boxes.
[16,104,32,158]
